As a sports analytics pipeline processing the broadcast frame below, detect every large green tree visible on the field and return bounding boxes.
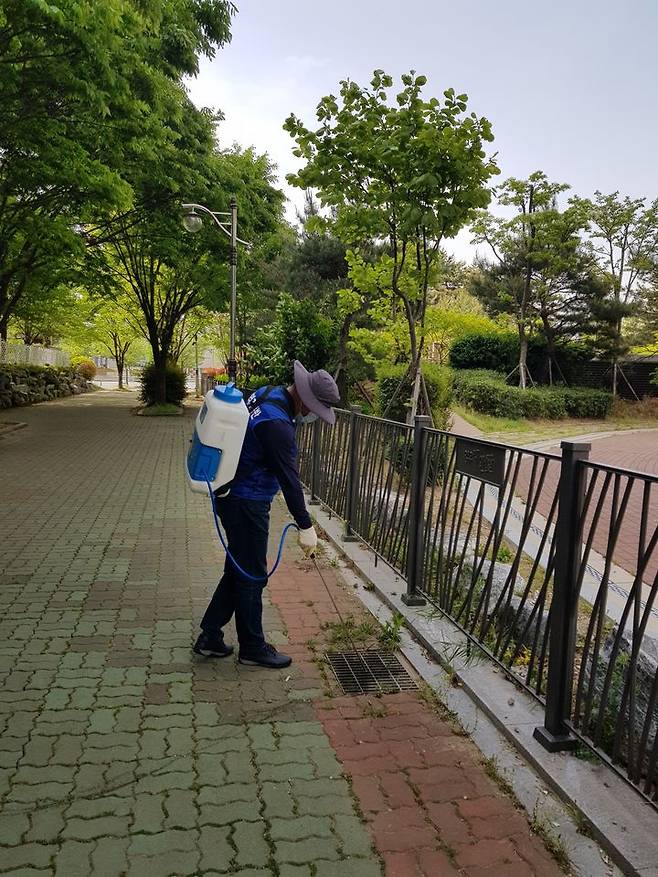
[471,172,595,387]
[0,0,236,338]
[572,192,658,395]
[284,70,498,418]
[92,144,284,403]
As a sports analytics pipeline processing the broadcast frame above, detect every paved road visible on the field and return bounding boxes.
[0,391,562,876]
[517,430,658,592]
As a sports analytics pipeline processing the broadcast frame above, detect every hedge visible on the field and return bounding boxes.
[453,369,612,420]
[450,332,518,374]
[376,362,453,428]
[0,364,89,408]
[449,331,593,385]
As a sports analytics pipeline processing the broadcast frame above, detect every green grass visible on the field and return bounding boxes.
[453,401,658,446]
[138,403,184,417]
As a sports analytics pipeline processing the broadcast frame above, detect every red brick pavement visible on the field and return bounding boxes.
[269,558,563,877]
[517,430,658,586]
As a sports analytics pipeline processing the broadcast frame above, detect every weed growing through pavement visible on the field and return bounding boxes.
[530,803,572,873]
[481,755,522,809]
[321,615,377,649]
[417,681,467,736]
[377,612,404,650]
[362,699,389,719]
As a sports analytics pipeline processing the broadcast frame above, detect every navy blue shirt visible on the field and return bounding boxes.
[231,388,312,530]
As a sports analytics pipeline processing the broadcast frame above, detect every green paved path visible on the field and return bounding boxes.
[0,391,379,876]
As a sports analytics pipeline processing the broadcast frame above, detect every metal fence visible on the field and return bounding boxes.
[298,411,658,804]
[0,340,69,368]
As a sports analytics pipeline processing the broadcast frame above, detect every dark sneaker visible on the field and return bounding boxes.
[193,632,234,658]
[238,643,292,669]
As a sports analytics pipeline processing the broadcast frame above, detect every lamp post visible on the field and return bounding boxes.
[181,199,251,385]
[194,332,200,397]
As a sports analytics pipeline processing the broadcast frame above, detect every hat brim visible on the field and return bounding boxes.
[294,360,336,425]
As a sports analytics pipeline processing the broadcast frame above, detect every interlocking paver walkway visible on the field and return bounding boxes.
[0,391,563,876]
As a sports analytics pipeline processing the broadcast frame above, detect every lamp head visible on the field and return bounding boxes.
[182,208,203,234]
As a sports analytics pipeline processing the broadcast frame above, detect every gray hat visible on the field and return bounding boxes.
[294,360,341,425]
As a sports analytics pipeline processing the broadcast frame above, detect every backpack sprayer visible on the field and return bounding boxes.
[186,382,298,582]
[187,382,359,649]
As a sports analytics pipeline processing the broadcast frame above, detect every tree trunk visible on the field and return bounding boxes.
[0,315,8,342]
[336,315,352,405]
[518,327,528,390]
[611,315,623,398]
[152,349,167,406]
[541,314,558,386]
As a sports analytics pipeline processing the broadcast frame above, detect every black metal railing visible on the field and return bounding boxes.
[298,413,658,804]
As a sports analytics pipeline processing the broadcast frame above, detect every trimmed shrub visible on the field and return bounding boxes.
[449,332,518,373]
[71,355,97,381]
[562,387,613,419]
[139,362,186,407]
[449,331,594,386]
[452,369,524,418]
[453,369,612,420]
[376,362,453,428]
[540,390,568,420]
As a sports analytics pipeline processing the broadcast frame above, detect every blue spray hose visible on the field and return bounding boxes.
[205,480,298,582]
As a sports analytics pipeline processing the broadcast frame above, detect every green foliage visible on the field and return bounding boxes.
[285,70,499,386]
[561,387,614,419]
[377,613,405,650]
[249,293,337,385]
[453,370,612,420]
[424,305,500,365]
[70,356,97,381]
[471,171,594,388]
[449,330,593,385]
[450,332,518,373]
[376,362,453,429]
[651,369,658,392]
[0,0,236,334]
[139,362,186,407]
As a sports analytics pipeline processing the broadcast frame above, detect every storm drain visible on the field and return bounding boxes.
[325,650,418,695]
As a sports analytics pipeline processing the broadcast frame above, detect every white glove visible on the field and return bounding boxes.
[298,526,318,557]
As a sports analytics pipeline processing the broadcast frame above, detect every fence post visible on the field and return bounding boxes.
[534,440,590,752]
[343,405,361,542]
[309,418,322,506]
[402,415,431,606]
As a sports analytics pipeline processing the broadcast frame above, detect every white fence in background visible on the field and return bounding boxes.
[0,340,70,368]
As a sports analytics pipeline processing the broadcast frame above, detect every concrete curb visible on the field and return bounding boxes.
[309,497,657,877]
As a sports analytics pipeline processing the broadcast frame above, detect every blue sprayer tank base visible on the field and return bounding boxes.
[187,430,222,483]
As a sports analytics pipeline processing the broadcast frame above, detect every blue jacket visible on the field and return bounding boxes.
[229,386,312,529]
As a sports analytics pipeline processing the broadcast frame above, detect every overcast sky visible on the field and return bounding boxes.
[186,0,658,262]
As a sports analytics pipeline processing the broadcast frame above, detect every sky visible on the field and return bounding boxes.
[186,0,658,263]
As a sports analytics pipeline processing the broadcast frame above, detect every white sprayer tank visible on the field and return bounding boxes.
[186,382,249,494]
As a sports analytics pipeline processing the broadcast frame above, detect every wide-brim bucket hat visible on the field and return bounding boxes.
[293,360,341,425]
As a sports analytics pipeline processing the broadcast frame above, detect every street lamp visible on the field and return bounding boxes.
[180,199,251,385]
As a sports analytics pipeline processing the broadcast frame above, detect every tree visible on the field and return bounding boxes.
[472,172,593,387]
[92,143,284,403]
[572,192,658,395]
[85,294,143,389]
[0,0,236,338]
[248,293,337,385]
[285,69,498,418]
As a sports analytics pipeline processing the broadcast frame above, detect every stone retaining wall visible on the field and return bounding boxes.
[0,364,89,408]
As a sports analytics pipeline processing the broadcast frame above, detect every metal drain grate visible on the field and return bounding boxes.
[325,650,418,695]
